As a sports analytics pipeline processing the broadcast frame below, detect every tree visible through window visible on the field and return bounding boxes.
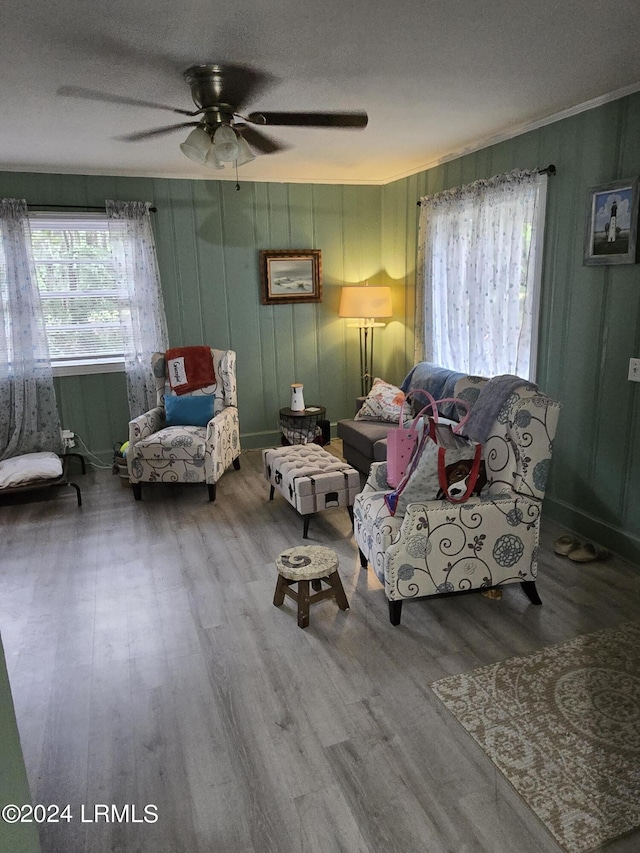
[29,212,123,364]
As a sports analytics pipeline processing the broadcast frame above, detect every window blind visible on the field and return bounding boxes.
[29,212,123,363]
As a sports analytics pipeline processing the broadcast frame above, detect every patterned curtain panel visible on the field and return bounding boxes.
[416,170,547,379]
[0,198,62,460]
[106,200,169,419]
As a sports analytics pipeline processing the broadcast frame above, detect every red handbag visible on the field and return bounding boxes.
[430,420,484,503]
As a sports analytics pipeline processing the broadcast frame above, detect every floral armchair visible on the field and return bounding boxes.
[353,377,560,625]
[127,348,240,501]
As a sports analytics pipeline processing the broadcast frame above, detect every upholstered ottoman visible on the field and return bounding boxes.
[262,444,360,538]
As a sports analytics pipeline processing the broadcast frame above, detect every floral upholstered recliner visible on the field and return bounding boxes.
[353,375,560,625]
[127,348,240,501]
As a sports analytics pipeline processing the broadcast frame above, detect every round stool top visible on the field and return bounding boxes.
[276,545,339,581]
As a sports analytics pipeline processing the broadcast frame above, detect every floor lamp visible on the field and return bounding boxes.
[339,284,392,397]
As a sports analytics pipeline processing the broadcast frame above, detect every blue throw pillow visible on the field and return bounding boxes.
[165,394,215,427]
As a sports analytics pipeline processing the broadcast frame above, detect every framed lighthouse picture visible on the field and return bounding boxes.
[583,177,639,265]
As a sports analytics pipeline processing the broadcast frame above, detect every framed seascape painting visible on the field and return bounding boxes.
[259,250,322,304]
[583,177,639,265]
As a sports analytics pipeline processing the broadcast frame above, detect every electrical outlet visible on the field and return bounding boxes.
[629,358,640,383]
[61,429,75,449]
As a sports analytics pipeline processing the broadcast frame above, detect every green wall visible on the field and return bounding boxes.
[0,172,409,456]
[2,89,640,561]
[381,91,640,563]
[0,636,41,853]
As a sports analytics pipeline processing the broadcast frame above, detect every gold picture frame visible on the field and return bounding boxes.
[259,250,322,304]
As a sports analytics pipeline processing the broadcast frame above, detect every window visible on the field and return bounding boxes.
[29,212,124,374]
[417,171,547,379]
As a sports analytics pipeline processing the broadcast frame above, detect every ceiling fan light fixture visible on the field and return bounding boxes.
[84,63,368,167]
[235,135,256,166]
[213,123,241,162]
[203,145,225,170]
[179,126,211,164]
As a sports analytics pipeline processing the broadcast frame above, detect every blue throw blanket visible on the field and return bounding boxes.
[462,374,534,443]
[400,362,465,419]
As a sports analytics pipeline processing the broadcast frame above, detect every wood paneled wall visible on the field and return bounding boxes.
[0,172,407,456]
[0,636,41,852]
[382,92,640,562]
[2,89,640,559]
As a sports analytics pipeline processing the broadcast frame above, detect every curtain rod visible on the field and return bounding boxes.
[416,164,556,206]
[30,203,158,213]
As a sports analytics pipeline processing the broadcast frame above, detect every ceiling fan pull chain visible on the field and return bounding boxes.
[235,161,241,191]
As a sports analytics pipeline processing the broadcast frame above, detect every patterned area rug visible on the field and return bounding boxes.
[431,622,640,853]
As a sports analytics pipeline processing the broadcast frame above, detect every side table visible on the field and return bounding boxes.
[279,406,330,446]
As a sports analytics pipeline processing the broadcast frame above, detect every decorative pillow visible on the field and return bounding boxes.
[165,394,215,427]
[165,346,216,395]
[0,452,63,489]
[354,378,410,424]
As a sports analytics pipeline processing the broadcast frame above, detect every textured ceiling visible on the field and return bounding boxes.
[2,0,640,184]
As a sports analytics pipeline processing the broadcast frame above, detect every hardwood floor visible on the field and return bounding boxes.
[1,447,639,853]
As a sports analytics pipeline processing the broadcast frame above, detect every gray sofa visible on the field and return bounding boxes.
[337,405,393,474]
[336,363,466,474]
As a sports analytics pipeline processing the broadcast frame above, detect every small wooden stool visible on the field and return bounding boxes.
[274,545,349,629]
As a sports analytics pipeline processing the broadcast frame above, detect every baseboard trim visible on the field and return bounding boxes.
[239,423,339,451]
[71,449,112,468]
[544,496,640,566]
[83,423,341,468]
[239,430,282,450]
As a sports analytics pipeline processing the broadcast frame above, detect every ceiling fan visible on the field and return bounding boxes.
[58,63,368,170]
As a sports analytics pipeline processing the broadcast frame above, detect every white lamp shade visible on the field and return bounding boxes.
[179,126,211,164]
[204,145,224,170]
[338,286,392,320]
[213,124,241,162]
[235,135,256,166]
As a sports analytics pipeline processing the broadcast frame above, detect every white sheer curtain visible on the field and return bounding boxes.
[0,198,63,459]
[106,200,168,418]
[415,169,547,379]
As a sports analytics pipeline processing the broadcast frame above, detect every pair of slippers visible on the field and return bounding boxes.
[554,534,609,562]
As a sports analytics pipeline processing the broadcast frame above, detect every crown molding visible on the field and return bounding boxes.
[382,80,640,186]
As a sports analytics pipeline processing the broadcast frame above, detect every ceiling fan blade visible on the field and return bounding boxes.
[115,122,200,142]
[237,125,289,155]
[57,85,199,117]
[218,64,277,111]
[247,111,368,129]
[51,31,186,77]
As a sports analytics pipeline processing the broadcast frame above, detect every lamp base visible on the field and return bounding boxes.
[353,323,385,397]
